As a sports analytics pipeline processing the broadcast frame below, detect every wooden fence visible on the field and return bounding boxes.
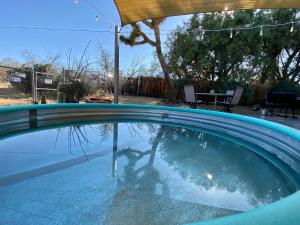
[123,76,272,105]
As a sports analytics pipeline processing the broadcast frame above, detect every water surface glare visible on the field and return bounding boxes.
[0,122,296,225]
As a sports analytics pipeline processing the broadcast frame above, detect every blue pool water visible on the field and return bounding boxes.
[0,122,296,225]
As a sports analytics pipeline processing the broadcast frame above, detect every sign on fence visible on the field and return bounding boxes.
[9,76,21,83]
[44,78,53,85]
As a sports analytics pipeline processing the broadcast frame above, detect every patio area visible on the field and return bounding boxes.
[117,95,300,130]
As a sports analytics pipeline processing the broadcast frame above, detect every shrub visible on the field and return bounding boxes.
[58,80,89,103]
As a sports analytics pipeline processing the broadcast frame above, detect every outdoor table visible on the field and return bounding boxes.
[196,92,229,110]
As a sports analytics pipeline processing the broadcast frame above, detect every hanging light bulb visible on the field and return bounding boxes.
[230,29,233,38]
[260,26,263,36]
[224,3,229,11]
[95,15,99,21]
[74,0,79,4]
[290,22,294,33]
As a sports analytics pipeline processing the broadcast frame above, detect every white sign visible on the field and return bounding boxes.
[45,78,53,84]
[10,76,21,83]
[10,71,26,78]
[15,72,26,78]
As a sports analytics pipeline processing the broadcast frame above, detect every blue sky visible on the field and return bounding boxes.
[0,0,190,70]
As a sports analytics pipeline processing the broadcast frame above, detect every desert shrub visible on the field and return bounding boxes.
[58,80,89,103]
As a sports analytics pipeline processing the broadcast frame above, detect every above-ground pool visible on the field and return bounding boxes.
[0,104,300,225]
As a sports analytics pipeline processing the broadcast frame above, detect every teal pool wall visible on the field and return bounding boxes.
[0,103,300,225]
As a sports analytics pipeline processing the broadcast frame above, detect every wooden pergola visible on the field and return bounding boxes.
[114,0,300,25]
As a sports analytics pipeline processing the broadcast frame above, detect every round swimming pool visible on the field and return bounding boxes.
[0,104,300,225]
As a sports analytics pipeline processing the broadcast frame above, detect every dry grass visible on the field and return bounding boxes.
[0,98,33,106]
[0,82,11,88]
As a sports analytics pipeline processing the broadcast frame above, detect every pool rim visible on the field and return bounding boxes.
[0,103,300,225]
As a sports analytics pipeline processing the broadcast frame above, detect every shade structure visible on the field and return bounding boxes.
[114,0,300,25]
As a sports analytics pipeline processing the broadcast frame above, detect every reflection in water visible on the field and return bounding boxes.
[155,126,295,208]
[0,122,297,225]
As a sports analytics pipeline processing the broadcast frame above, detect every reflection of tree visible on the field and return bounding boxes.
[116,147,169,195]
[54,123,114,157]
[104,133,171,225]
[155,125,296,207]
[53,122,295,210]
[104,124,237,225]
[116,125,168,190]
[54,126,90,157]
[98,123,113,142]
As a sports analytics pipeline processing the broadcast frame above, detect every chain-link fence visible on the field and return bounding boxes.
[0,66,114,106]
[33,71,61,103]
[0,66,33,105]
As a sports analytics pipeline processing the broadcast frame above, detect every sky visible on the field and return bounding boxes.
[0,0,190,70]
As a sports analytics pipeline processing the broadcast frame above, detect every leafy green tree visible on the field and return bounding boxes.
[167,9,300,92]
[256,10,300,85]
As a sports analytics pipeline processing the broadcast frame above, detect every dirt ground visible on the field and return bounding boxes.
[0,97,57,106]
[0,95,163,106]
[119,95,165,105]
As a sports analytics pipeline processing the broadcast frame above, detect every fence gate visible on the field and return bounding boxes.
[34,72,61,103]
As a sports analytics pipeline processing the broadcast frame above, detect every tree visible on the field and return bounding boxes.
[167,11,260,90]
[122,55,146,95]
[256,10,300,85]
[145,52,164,77]
[120,18,173,93]
[123,55,146,78]
[97,43,113,79]
[59,41,94,102]
[166,9,300,93]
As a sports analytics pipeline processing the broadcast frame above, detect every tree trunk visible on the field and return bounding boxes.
[153,26,174,102]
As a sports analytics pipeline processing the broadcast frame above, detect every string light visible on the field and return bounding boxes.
[0,20,298,37]
[224,1,229,11]
[72,0,115,27]
[260,26,263,36]
[290,22,294,33]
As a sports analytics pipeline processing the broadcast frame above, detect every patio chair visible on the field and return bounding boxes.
[216,87,244,112]
[223,89,235,104]
[184,85,203,109]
